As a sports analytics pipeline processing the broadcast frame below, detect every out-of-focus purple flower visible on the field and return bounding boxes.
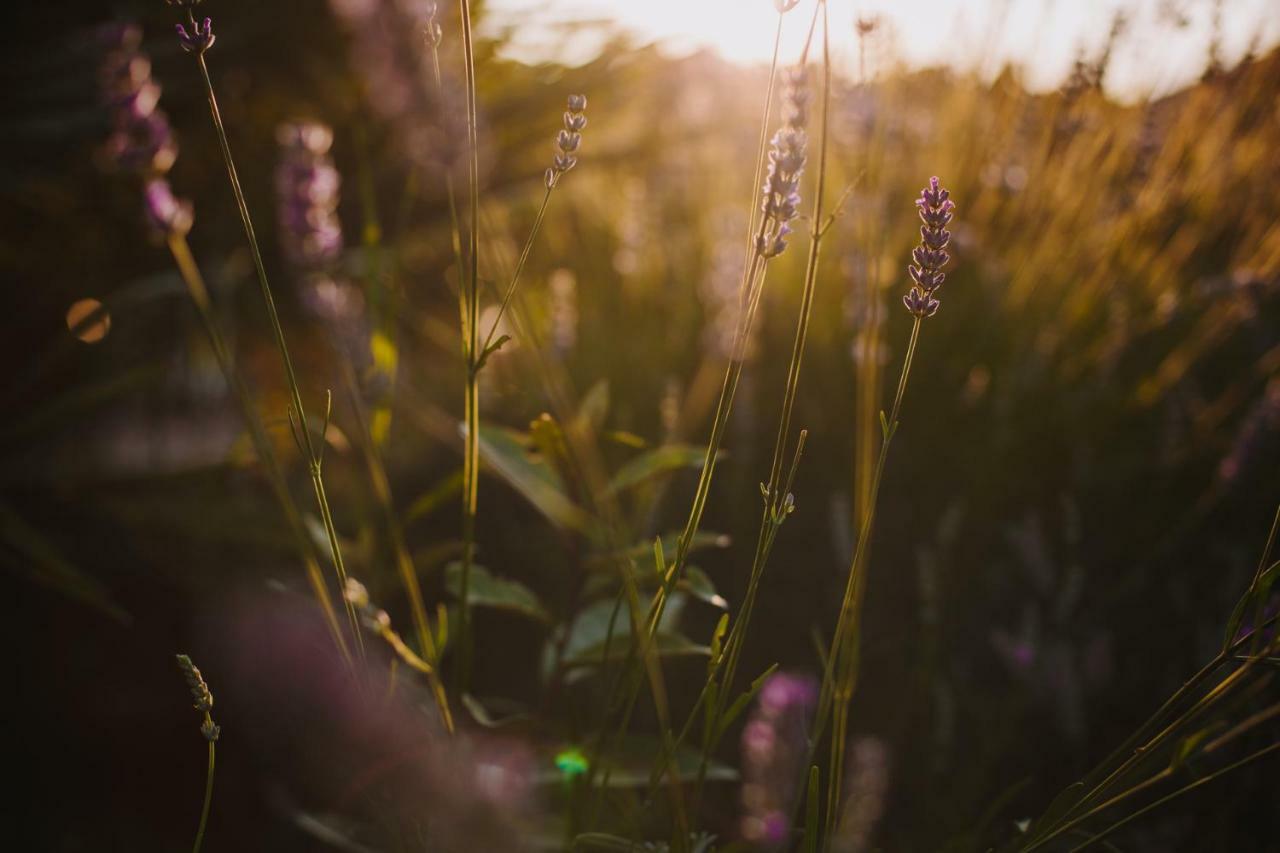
[757,67,809,258]
[175,17,216,54]
[740,671,817,848]
[1217,376,1280,486]
[144,178,193,237]
[903,176,955,318]
[97,24,192,237]
[546,95,588,188]
[276,122,372,375]
[832,736,891,853]
[276,122,345,269]
[329,0,463,172]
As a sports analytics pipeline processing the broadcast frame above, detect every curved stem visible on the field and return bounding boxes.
[191,741,215,853]
[192,53,364,661]
[166,235,350,664]
[481,185,554,356]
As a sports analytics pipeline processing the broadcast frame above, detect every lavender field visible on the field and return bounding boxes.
[4,1,1280,850]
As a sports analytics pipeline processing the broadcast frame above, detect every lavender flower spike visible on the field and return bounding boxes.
[97,23,193,238]
[546,95,588,188]
[176,17,216,54]
[903,176,955,318]
[757,67,809,259]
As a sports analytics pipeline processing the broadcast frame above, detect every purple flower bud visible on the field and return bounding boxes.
[903,177,956,317]
[548,94,588,183]
[903,286,940,318]
[175,17,216,54]
[556,129,582,153]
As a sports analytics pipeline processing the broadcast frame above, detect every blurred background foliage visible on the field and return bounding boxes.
[3,0,1280,850]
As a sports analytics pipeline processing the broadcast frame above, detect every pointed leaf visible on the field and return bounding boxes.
[803,765,821,853]
[715,663,780,742]
[445,562,550,623]
[403,470,464,523]
[605,445,718,496]
[680,566,729,609]
[476,425,594,534]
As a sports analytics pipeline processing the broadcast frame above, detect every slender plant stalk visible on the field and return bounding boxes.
[1022,650,1264,852]
[1021,505,1280,848]
[189,47,365,661]
[687,0,835,813]
[1065,741,1280,853]
[456,0,483,693]
[166,235,350,664]
[585,9,792,819]
[191,741,215,853]
[337,358,455,731]
[481,185,554,355]
[813,314,924,837]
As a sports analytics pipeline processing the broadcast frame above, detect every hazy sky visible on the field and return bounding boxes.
[484,0,1280,97]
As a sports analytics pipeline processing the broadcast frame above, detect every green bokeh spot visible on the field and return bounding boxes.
[554,747,589,779]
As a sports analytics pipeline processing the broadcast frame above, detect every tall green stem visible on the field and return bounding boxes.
[192,52,364,660]
[456,0,483,693]
[190,741,215,853]
[814,314,923,836]
[586,10,789,819]
[690,0,834,812]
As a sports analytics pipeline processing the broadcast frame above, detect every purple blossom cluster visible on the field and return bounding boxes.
[758,67,810,259]
[329,0,460,170]
[546,95,588,189]
[275,122,345,270]
[98,24,192,238]
[903,177,955,318]
[275,123,370,371]
[740,672,817,847]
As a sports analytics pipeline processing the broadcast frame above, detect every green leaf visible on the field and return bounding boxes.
[460,693,532,729]
[715,663,780,742]
[708,613,730,664]
[1171,724,1225,770]
[574,380,610,435]
[1224,558,1280,651]
[476,425,594,534]
[473,334,511,372]
[589,531,731,572]
[571,833,643,851]
[403,470,464,523]
[803,765,821,853]
[551,595,704,671]
[605,445,718,496]
[603,430,648,449]
[445,562,551,623]
[0,504,130,624]
[681,566,729,609]
[1023,781,1084,843]
[564,631,710,668]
